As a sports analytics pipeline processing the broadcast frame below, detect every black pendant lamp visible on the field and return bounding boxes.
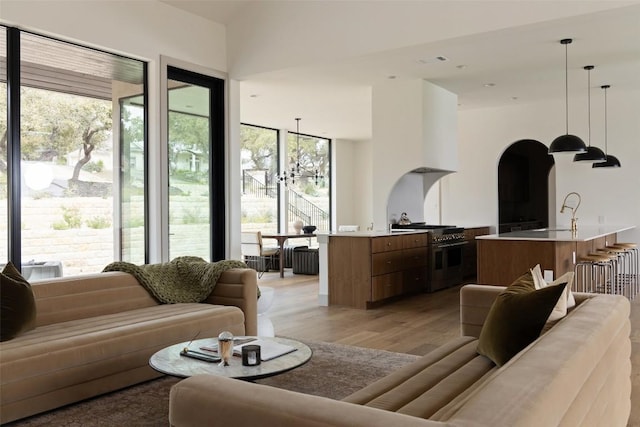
[549,39,587,154]
[574,65,606,163]
[593,85,621,168]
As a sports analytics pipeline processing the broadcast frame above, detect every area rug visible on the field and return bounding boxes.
[7,340,420,426]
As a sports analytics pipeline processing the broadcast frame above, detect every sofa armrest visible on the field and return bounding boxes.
[169,375,447,427]
[204,268,258,336]
[459,284,505,338]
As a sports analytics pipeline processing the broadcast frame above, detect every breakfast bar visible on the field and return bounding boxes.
[476,225,636,286]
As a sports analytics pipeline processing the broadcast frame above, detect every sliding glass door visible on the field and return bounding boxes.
[6,28,147,276]
[167,67,225,261]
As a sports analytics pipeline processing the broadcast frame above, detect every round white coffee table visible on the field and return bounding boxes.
[149,336,311,380]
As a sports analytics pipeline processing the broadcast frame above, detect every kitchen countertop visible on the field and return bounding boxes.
[317,230,430,239]
[317,226,491,239]
[477,225,635,242]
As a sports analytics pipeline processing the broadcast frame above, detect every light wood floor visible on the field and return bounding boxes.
[258,271,640,426]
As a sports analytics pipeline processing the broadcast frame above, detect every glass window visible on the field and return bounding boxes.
[167,66,225,261]
[286,130,330,233]
[119,95,146,264]
[17,31,146,276]
[240,124,279,234]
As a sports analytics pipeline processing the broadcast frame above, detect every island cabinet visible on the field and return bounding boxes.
[328,232,429,309]
[462,227,491,279]
[476,226,628,286]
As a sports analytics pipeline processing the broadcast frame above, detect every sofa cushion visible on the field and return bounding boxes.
[0,303,246,415]
[476,272,567,366]
[0,262,37,341]
[343,336,496,419]
[531,264,575,322]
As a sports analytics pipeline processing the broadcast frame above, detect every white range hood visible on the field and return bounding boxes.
[369,79,459,227]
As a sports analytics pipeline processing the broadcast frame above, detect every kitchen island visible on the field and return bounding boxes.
[317,230,430,309]
[317,226,490,309]
[476,225,635,286]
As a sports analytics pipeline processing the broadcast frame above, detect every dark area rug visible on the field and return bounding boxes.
[7,340,420,426]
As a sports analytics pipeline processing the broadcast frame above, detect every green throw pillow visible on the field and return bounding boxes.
[1,262,37,341]
[476,271,567,367]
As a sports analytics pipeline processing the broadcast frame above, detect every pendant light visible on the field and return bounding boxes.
[574,65,606,162]
[593,85,621,168]
[549,39,587,154]
[279,118,324,185]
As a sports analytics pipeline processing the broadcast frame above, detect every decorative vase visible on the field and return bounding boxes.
[293,220,303,235]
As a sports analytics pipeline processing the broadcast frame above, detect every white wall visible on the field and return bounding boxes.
[387,174,425,225]
[0,1,226,69]
[442,88,640,244]
[334,139,355,229]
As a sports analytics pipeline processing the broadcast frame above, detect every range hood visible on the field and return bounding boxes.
[372,79,459,230]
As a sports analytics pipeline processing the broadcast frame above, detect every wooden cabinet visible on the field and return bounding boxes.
[477,231,620,286]
[328,232,429,309]
[463,227,490,279]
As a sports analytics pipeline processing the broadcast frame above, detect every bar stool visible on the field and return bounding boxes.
[610,243,638,300]
[574,253,616,294]
[598,246,629,297]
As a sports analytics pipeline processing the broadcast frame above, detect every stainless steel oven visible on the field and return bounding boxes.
[428,231,467,292]
[391,223,467,292]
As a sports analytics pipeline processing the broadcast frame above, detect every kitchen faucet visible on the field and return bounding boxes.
[560,192,581,232]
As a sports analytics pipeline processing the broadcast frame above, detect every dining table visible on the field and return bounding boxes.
[260,232,316,278]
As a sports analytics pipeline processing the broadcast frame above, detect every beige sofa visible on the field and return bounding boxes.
[0,268,258,424]
[169,284,631,427]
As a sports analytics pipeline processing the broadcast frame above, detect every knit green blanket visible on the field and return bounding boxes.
[103,257,248,304]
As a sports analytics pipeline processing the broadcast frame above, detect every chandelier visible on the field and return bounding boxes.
[279,118,324,186]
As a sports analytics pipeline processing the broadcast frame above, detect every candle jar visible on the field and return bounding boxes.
[241,345,261,366]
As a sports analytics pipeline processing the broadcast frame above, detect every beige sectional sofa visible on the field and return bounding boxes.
[0,268,258,424]
[169,284,631,427]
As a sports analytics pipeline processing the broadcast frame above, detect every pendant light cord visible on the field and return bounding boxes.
[603,86,608,154]
[585,66,594,147]
[587,69,590,146]
[564,41,569,134]
[295,118,301,174]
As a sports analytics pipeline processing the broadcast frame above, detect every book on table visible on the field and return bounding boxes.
[200,338,297,361]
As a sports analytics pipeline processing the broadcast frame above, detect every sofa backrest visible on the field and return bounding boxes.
[31,272,158,327]
[447,293,631,427]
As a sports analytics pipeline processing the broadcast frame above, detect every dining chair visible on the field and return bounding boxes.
[241,231,280,278]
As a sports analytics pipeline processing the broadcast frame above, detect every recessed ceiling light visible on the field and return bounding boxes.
[483,83,496,87]
[249,94,258,98]
[456,64,466,69]
[388,75,397,79]
[417,56,448,64]
[511,96,519,100]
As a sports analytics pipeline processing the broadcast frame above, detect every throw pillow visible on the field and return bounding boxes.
[476,271,567,367]
[530,264,576,322]
[1,262,37,341]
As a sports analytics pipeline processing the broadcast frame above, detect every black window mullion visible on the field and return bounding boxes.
[209,77,225,261]
[6,27,21,270]
[143,63,150,264]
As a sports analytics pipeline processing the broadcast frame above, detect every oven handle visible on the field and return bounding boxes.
[434,241,468,249]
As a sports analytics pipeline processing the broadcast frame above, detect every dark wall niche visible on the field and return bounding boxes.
[498,140,555,233]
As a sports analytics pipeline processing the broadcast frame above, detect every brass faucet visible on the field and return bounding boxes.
[560,192,581,232]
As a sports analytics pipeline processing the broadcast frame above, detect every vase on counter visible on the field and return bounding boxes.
[293,220,303,234]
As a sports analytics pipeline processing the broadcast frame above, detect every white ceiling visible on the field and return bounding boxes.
[161,1,640,141]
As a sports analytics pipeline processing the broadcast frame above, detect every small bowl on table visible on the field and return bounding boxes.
[302,225,316,234]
